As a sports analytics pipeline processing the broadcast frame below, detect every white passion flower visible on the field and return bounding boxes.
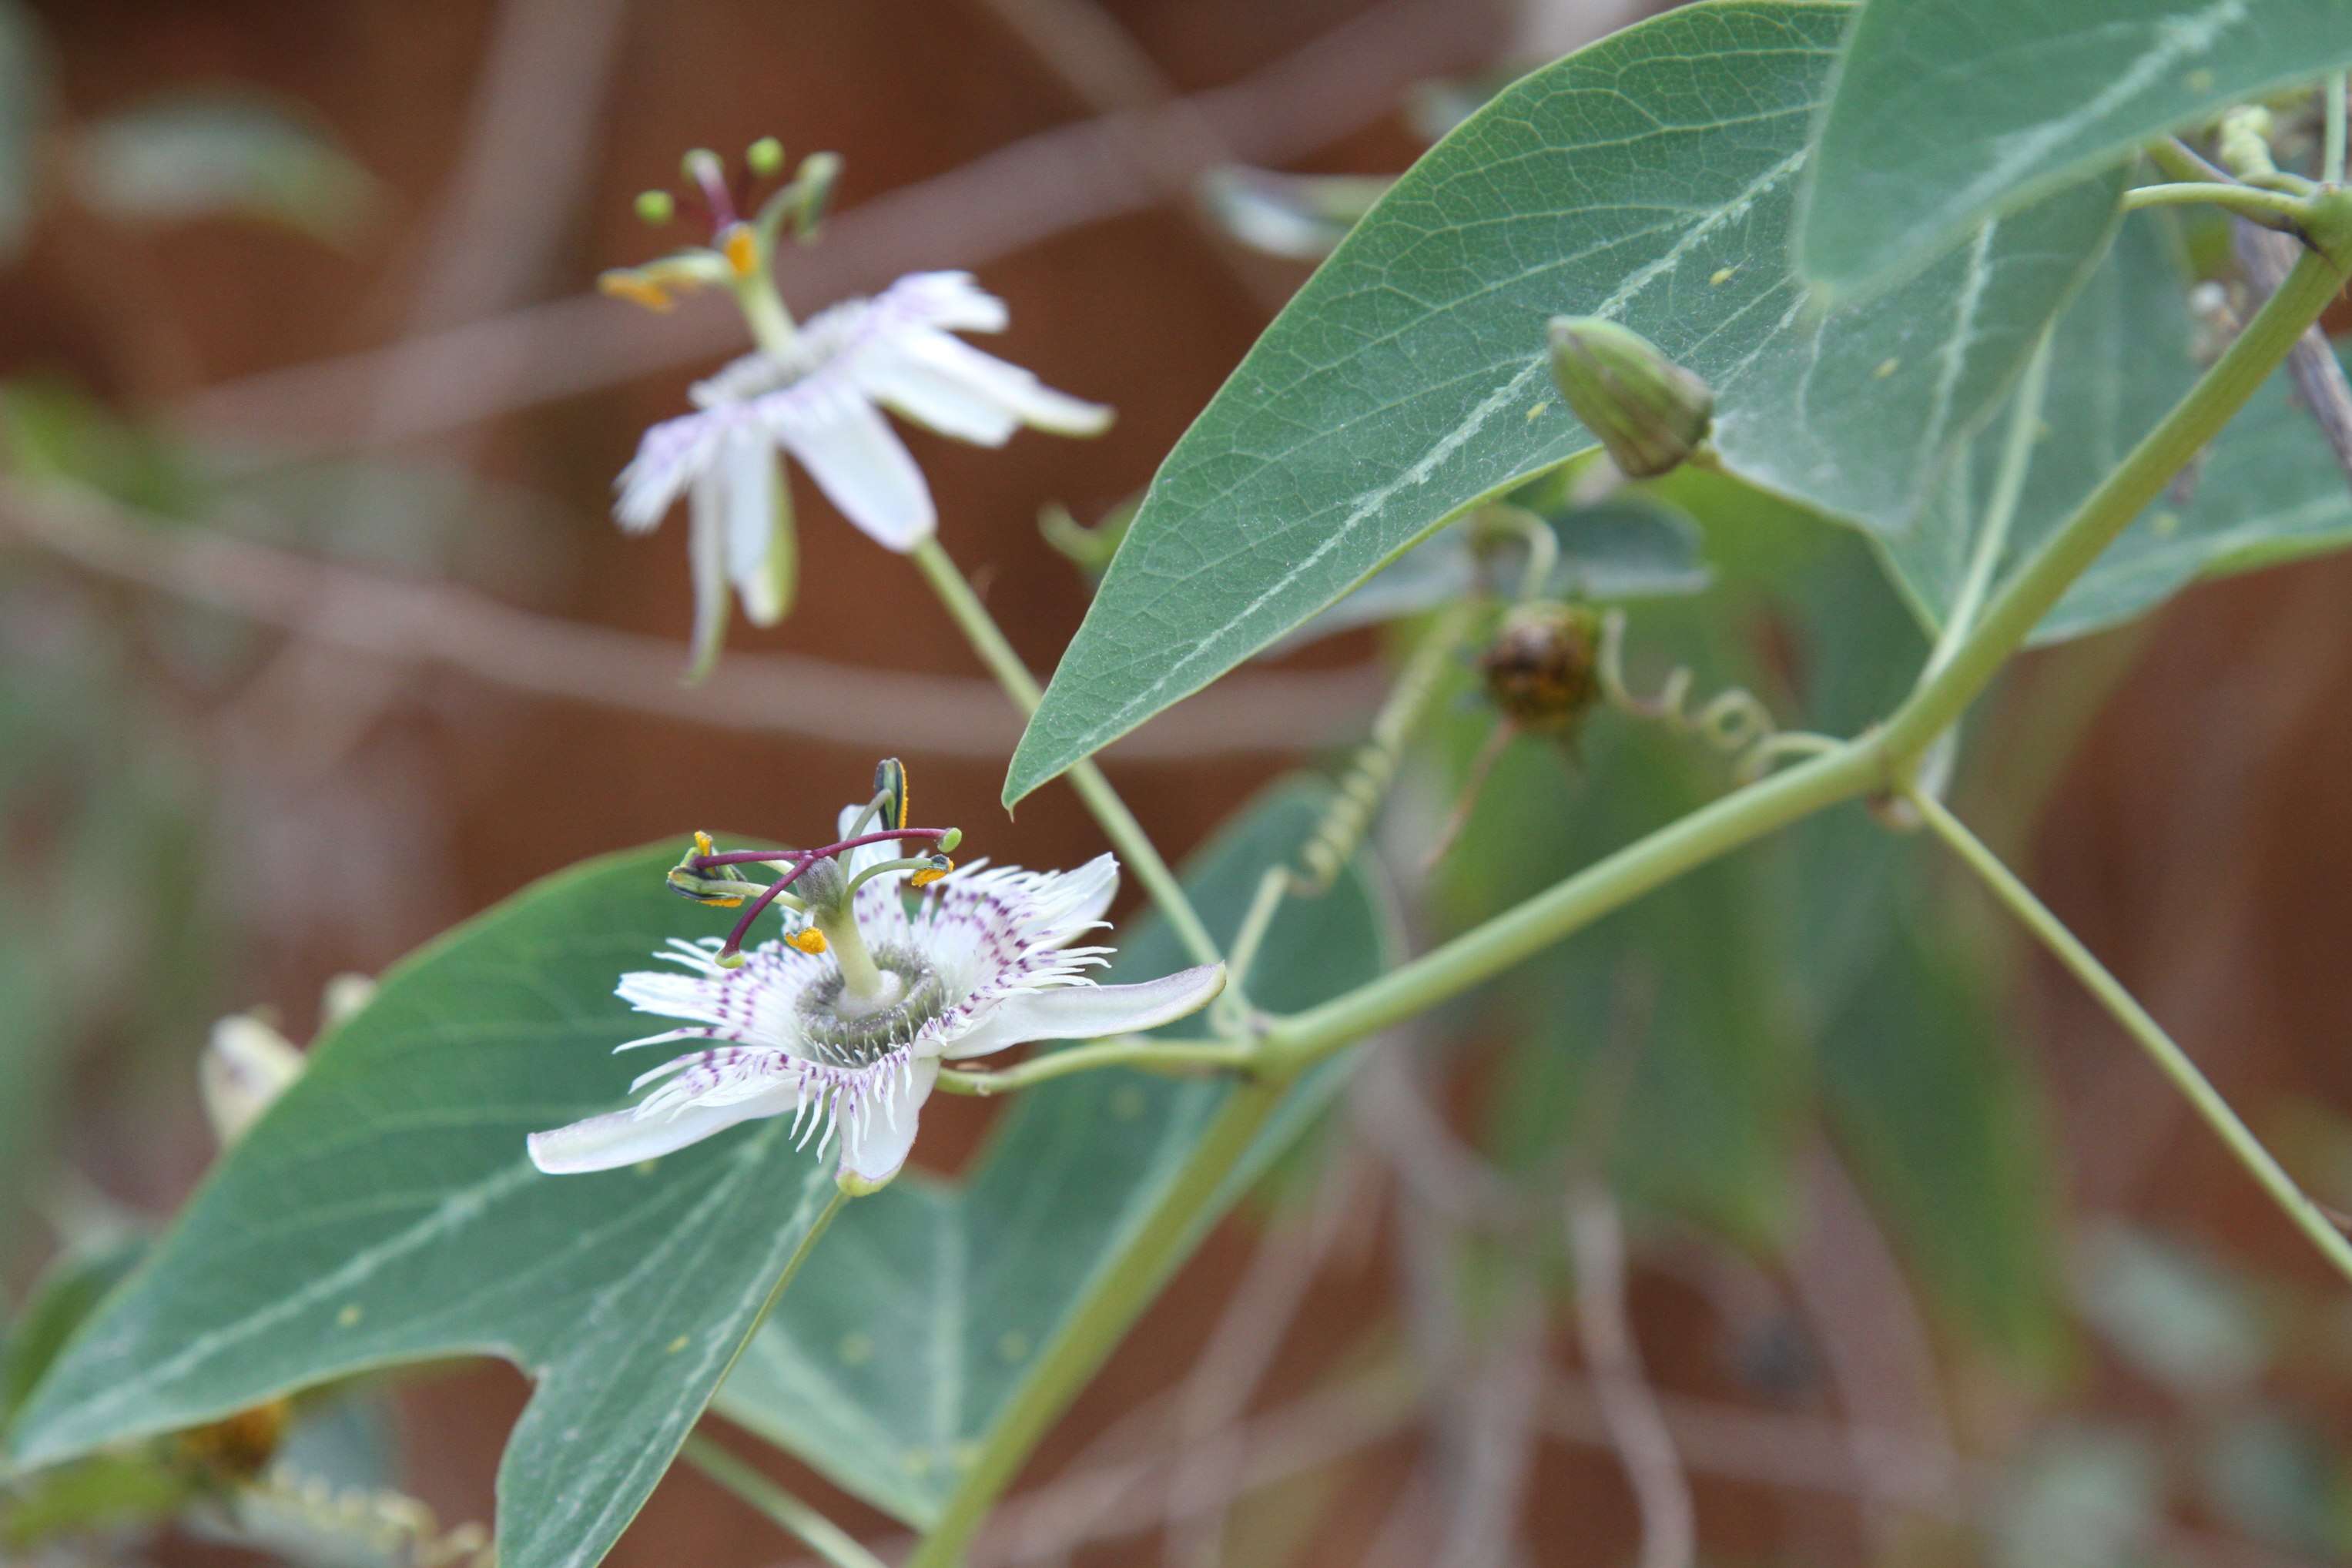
[612,270,1112,672]
[528,801,1224,1194]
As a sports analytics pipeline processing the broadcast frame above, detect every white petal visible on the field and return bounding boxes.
[853,340,1024,446]
[837,1057,940,1192]
[877,270,1009,334]
[615,410,721,533]
[890,327,1113,438]
[718,424,786,625]
[943,963,1227,1060]
[759,381,936,551]
[685,461,732,678]
[528,1077,799,1174]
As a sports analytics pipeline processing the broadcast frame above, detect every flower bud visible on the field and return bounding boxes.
[201,1014,305,1148]
[1546,317,1713,479]
[1479,601,1600,732]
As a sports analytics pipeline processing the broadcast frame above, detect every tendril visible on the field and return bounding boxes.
[1596,609,1837,782]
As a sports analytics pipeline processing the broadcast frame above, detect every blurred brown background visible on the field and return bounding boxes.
[7,0,2352,1564]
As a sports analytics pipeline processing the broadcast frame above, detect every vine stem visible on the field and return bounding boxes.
[903,1081,1288,1568]
[1926,327,2052,677]
[682,1432,886,1568]
[1905,788,2352,1288]
[2327,72,2347,186]
[2119,181,2305,226]
[910,536,1221,968]
[1881,236,2351,764]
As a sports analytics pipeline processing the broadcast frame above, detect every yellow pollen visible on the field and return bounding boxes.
[910,859,952,888]
[694,831,715,856]
[789,927,829,955]
[598,270,675,313]
[722,224,759,278]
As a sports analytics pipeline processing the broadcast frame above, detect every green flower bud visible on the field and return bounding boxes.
[1546,317,1714,479]
[746,136,786,178]
[633,189,675,226]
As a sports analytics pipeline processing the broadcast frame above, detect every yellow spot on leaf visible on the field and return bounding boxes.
[1525,399,1550,422]
[1110,1085,1148,1121]
[667,1335,689,1355]
[839,1332,875,1366]
[2153,511,2183,538]
[2186,68,2215,95]
[337,1304,364,1328]
[1709,266,1735,286]
[1873,358,1899,380]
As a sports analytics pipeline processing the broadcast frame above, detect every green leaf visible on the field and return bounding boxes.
[2,1238,147,1432]
[69,92,384,243]
[1884,214,2352,644]
[1003,0,2121,806]
[3,846,843,1568]
[1799,0,2352,296]
[711,783,1394,1527]
[1817,902,2072,1376]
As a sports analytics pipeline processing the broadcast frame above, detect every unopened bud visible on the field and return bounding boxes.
[746,136,786,179]
[201,1014,305,1148]
[1546,317,1713,479]
[634,189,675,226]
[1480,601,1600,732]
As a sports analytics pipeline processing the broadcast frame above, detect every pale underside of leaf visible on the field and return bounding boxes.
[1796,0,2352,294]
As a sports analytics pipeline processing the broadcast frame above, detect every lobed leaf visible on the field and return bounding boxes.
[5,847,841,1568]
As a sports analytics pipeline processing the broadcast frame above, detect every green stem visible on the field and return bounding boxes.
[910,538,1221,969]
[1881,236,2350,768]
[2146,136,2230,185]
[1908,789,2352,1287]
[1265,738,1882,1071]
[905,1081,1288,1568]
[936,1035,1255,1096]
[1928,327,2052,677]
[682,1433,884,1568]
[2119,181,2305,226]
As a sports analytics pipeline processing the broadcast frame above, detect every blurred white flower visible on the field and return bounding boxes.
[613,270,1111,673]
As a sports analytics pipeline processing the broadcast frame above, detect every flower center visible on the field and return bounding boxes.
[796,946,948,1067]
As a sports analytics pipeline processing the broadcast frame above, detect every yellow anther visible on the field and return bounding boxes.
[598,269,675,313]
[789,927,829,955]
[693,831,715,856]
[910,857,953,889]
[721,223,759,279]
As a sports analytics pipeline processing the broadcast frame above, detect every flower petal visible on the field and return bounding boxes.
[837,1057,940,1193]
[615,409,721,532]
[890,327,1114,438]
[853,340,1024,446]
[943,962,1227,1060]
[527,1076,799,1174]
[718,424,786,625]
[760,381,936,551]
[685,460,732,680]
[879,270,1010,335]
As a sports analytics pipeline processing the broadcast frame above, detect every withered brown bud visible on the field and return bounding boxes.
[1479,601,1600,732]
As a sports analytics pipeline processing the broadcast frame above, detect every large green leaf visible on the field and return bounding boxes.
[4,846,842,1568]
[1003,0,2121,806]
[712,784,1392,1526]
[1799,0,2352,296]
[1884,213,2352,644]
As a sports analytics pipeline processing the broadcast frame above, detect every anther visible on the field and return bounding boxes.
[789,927,829,955]
[598,269,675,313]
[909,855,953,889]
[721,223,759,280]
